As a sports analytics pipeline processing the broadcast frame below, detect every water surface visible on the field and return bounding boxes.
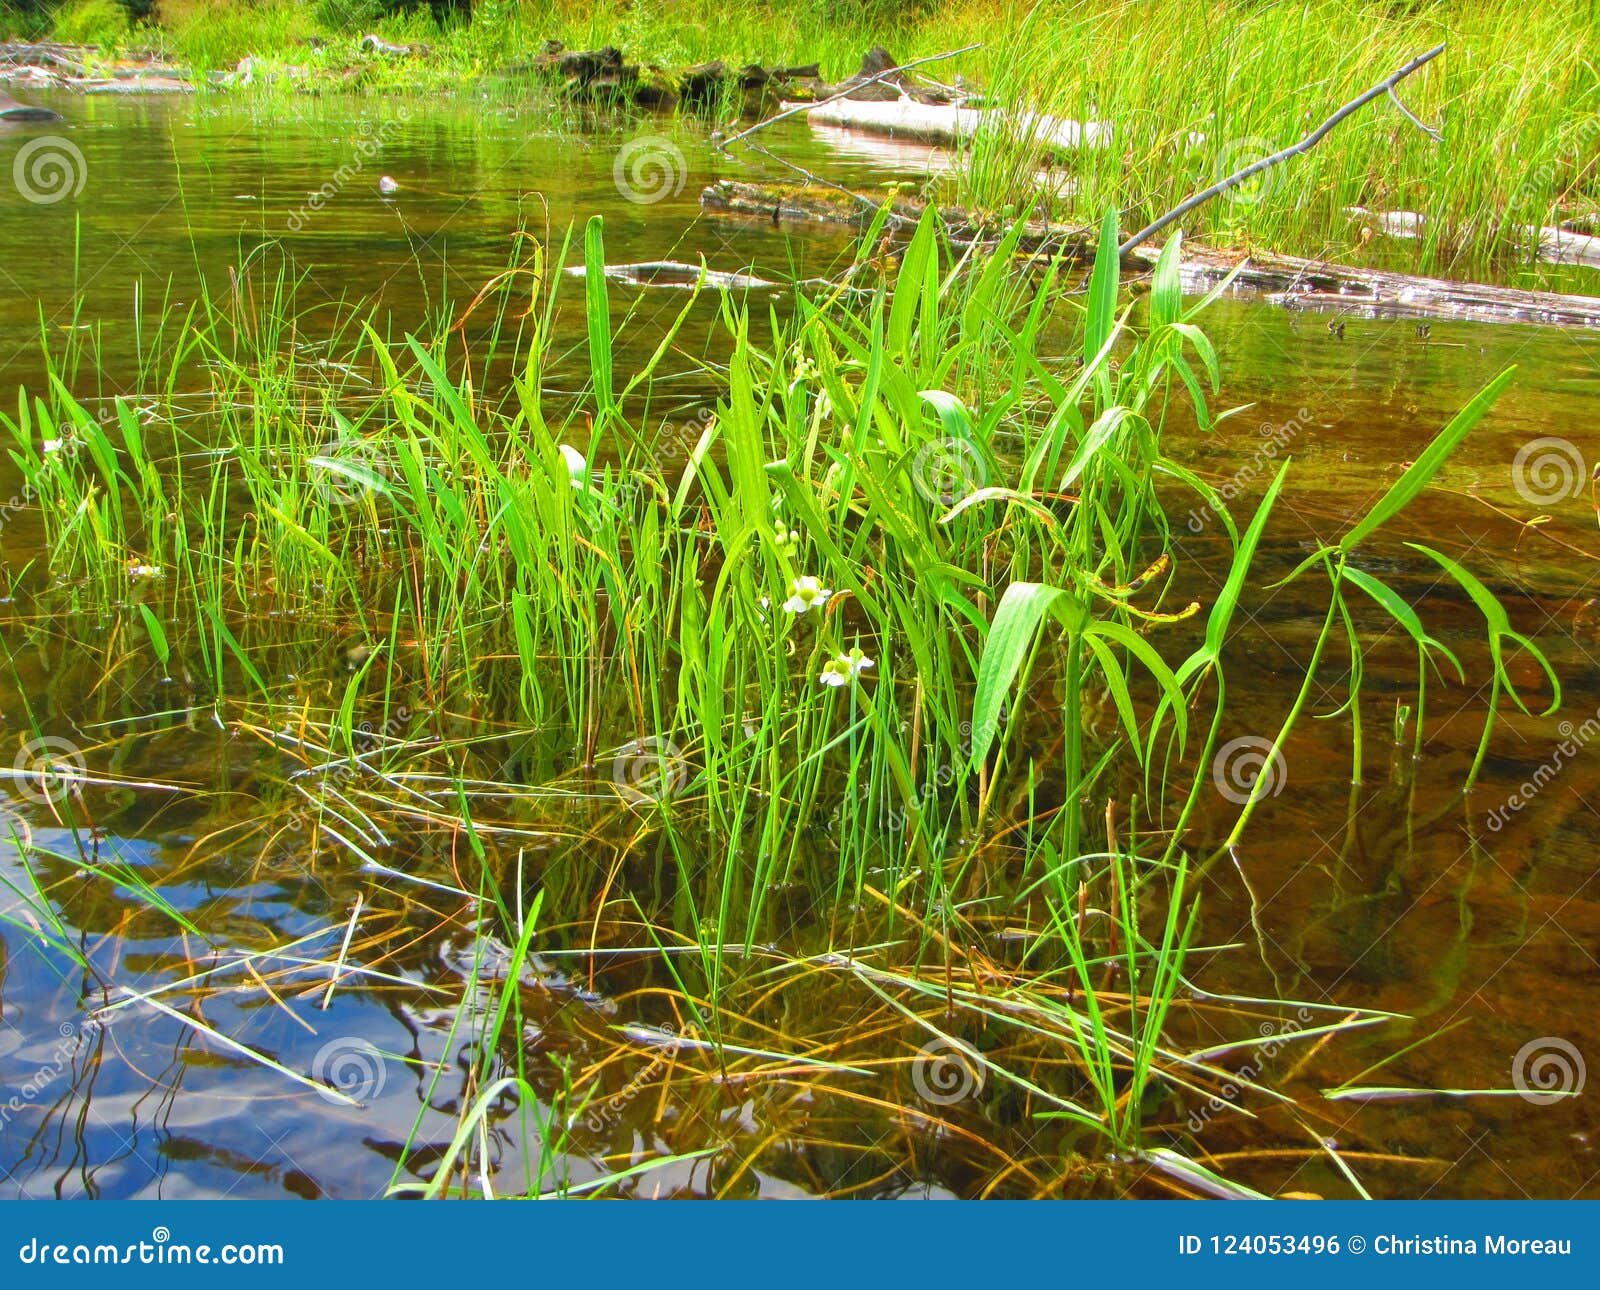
[1,91,1598,1200]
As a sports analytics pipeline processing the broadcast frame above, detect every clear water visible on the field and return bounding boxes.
[1,89,1599,1199]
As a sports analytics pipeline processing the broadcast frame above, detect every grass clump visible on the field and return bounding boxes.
[0,200,1550,1196]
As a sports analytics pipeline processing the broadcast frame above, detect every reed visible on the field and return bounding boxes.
[41,0,1596,275]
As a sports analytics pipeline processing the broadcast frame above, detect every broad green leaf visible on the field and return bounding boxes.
[583,215,615,421]
[1341,565,1463,681]
[1408,542,1560,714]
[971,582,1088,766]
[137,603,169,669]
[1150,230,1183,329]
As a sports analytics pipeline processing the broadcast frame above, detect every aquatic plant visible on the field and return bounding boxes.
[0,197,1549,1197]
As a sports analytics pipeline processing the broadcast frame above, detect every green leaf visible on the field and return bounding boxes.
[1341,565,1463,681]
[1149,230,1183,329]
[137,603,169,669]
[1408,543,1560,714]
[1339,366,1516,554]
[1058,405,1131,492]
[971,582,1087,766]
[1084,207,1120,368]
[1203,461,1290,662]
[888,207,938,355]
[583,215,615,422]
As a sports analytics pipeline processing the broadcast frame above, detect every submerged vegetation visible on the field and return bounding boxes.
[3,0,1598,276]
[0,188,1556,1195]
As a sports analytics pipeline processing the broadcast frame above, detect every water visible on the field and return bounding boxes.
[1,91,1599,1199]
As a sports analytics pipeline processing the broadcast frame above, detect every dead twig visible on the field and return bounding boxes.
[716,44,982,152]
[1387,85,1443,143]
[1118,42,1446,257]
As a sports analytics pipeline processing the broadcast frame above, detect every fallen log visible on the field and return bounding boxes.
[1349,206,1600,271]
[78,76,195,95]
[717,45,980,151]
[821,45,963,105]
[792,97,1112,152]
[564,260,783,291]
[699,181,1600,329]
[359,33,428,57]
[0,42,91,73]
[0,88,61,120]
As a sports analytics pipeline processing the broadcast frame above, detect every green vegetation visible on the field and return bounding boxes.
[0,198,1545,1194]
[5,0,1597,277]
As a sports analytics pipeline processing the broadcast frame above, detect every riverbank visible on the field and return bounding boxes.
[1,0,1596,284]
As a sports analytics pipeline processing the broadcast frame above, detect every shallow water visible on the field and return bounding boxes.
[1,91,1599,1199]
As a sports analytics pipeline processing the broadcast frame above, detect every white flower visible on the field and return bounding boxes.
[558,443,587,488]
[782,575,832,615]
[819,648,874,688]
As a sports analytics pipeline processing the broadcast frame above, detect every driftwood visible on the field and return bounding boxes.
[1349,206,1600,271]
[0,40,194,92]
[792,97,1111,153]
[0,42,91,72]
[359,34,431,58]
[564,260,784,291]
[700,180,1600,330]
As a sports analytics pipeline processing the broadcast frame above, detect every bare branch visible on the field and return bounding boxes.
[716,45,982,152]
[1118,42,1446,258]
[1387,85,1443,143]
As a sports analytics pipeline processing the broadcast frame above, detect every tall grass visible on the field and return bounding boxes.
[61,0,1598,275]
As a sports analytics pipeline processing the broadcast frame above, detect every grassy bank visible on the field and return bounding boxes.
[0,202,1546,1194]
[6,0,1598,279]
